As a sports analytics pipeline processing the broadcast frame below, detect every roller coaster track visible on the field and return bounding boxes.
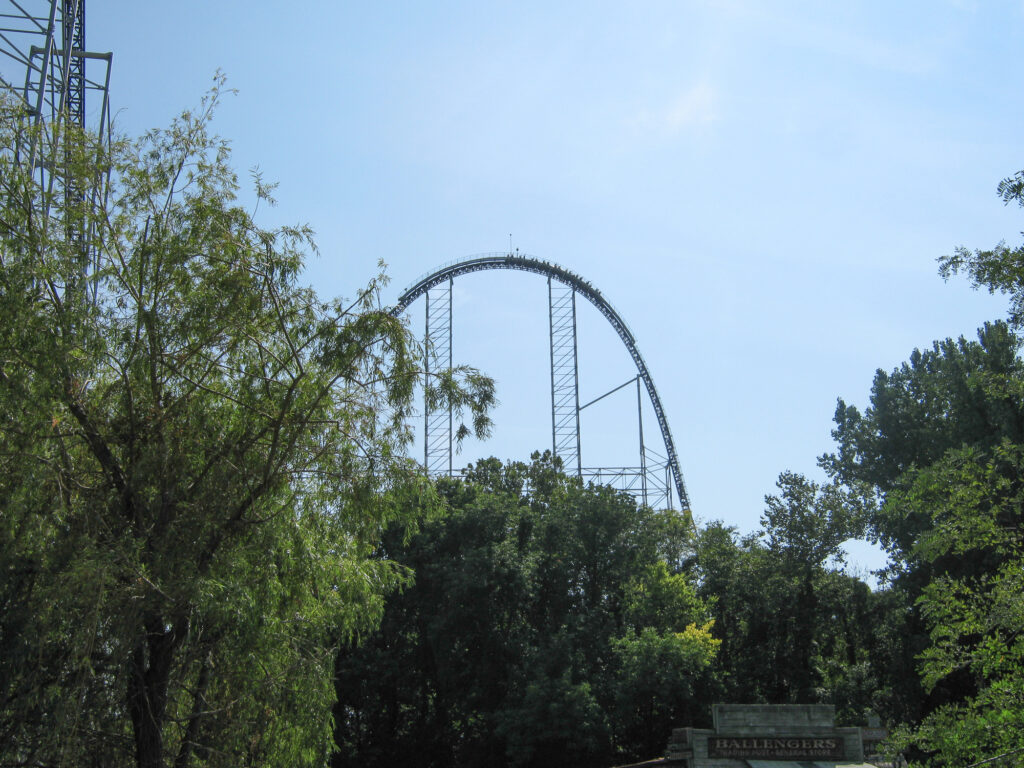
[396,253,690,512]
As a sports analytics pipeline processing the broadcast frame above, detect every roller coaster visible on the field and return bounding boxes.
[1,3,691,512]
[396,254,691,512]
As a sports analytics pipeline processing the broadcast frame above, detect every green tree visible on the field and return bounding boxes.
[885,443,1024,766]
[827,321,1024,563]
[333,455,714,768]
[824,320,1024,725]
[827,169,1024,579]
[874,169,1024,766]
[694,497,881,723]
[609,621,719,759]
[0,84,491,768]
[940,168,1024,329]
[824,167,1024,764]
[760,472,864,702]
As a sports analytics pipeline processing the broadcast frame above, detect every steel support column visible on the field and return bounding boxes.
[637,376,648,507]
[60,0,84,250]
[548,277,581,476]
[2,0,112,299]
[424,278,453,475]
[61,0,84,126]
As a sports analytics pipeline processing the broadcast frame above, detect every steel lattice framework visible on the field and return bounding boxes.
[1,0,111,272]
[548,278,581,475]
[396,253,691,512]
[1,1,111,136]
[423,278,454,475]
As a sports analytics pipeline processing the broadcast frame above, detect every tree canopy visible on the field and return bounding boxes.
[822,167,1024,766]
[0,83,491,768]
[333,454,718,768]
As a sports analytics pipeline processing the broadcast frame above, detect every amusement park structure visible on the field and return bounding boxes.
[1,0,111,140]
[2,4,690,512]
[396,254,691,512]
[1,0,112,270]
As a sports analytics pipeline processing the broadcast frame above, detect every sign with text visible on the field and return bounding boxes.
[707,736,845,760]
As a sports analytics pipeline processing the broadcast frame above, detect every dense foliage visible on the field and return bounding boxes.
[333,454,717,767]
[694,475,881,720]
[813,167,1024,766]
[877,170,1024,767]
[0,86,492,768]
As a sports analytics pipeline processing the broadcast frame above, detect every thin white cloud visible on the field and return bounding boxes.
[667,81,719,129]
[634,81,719,135]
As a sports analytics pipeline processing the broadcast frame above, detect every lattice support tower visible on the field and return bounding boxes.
[58,0,85,253]
[423,278,453,475]
[60,0,84,127]
[636,376,648,506]
[548,277,581,476]
[1,0,112,291]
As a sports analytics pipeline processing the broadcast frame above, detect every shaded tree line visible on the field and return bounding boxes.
[333,454,718,768]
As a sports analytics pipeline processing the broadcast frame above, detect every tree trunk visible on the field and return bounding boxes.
[127,615,181,768]
[792,570,818,703]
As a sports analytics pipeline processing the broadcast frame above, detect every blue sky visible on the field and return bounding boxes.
[77,1,1024,577]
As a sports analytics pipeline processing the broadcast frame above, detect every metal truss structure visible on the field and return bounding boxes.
[396,253,691,512]
[548,278,581,475]
[1,0,112,273]
[423,277,453,475]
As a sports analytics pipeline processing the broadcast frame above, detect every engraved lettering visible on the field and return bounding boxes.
[706,732,845,759]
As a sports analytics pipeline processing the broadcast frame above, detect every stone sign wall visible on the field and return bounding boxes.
[666,704,864,767]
